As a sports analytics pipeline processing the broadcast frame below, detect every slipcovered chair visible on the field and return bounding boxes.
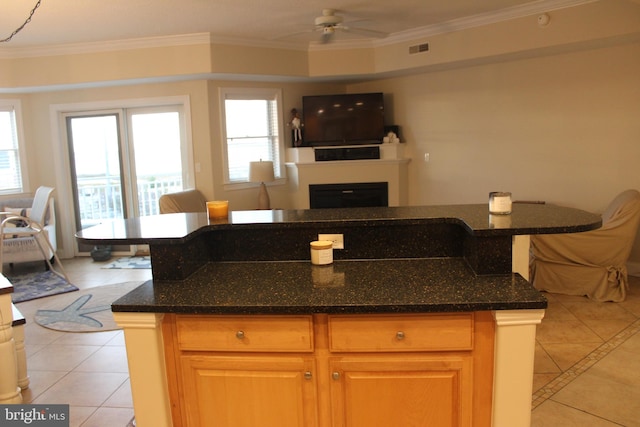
[158,189,207,214]
[0,186,69,281]
[530,189,640,302]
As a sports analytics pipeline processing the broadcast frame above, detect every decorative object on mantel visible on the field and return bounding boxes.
[288,108,303,146]
[34,281,145,332]
[1,0,42,43]
[249,160,275,210]
[383,131,400,144]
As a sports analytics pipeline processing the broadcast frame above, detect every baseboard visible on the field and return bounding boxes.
[628,261,640,277]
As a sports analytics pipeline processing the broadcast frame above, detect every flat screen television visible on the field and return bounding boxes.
[301,92,385,147]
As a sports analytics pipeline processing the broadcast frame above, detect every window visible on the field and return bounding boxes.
[0,100,27,194]
[220,88,284,184]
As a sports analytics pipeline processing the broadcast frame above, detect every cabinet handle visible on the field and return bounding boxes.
[304,371,312,380]
[332,372,340,381]
[396,331,405,340]
[235,330,245,339]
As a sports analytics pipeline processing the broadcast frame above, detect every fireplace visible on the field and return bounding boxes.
[309,182,388,209]
[284,157,409,208]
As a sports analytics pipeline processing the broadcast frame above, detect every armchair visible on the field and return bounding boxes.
[158,189,207,214]
[530,189,640,302]
[0,186,68,281]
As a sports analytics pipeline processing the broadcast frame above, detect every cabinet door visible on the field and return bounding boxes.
[181,354,318,427]
[329,356,472,427]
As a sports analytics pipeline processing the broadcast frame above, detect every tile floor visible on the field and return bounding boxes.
[532,274,640,426]
[12,257,152,427]
[10,258,640,426]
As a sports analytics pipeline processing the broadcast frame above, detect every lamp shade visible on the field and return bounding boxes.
[249,160,275,183]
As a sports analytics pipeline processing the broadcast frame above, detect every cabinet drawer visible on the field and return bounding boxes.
[328,313,473,352]
[175,315,314,352]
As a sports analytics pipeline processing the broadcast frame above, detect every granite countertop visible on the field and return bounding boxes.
[77,203,602,245]
[97,203,600,315]
[112,258,547,314]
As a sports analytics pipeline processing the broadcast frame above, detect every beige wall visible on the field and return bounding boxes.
[348,41,640,265]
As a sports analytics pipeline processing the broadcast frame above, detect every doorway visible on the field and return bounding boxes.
[65,105,190,255]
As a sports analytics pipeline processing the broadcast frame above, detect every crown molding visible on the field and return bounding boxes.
[0,0,598,58]
[376,0,598,46]
[0,33,212,59]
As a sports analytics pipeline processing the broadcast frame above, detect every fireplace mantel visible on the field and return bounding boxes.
[285,157,410,209]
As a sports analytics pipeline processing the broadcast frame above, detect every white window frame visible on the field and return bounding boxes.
[0,99,29,195]
[50,95,194,259]
[219,87,286,189]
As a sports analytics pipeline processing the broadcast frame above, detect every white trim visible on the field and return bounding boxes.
[113,312,172,427]
[50,95,193,259]
[0,99,30,195]
[375,0,598,47]
[0,33,211,59]
[491,309,545,427]
[218,87,287,186]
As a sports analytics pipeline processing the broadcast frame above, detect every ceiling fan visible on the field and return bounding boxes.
[312,9,388,43]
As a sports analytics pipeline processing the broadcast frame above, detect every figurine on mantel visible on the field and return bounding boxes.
[289,108,303,146]
[383,131,400,144]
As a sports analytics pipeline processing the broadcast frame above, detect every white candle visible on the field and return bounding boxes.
[489,192,512,215]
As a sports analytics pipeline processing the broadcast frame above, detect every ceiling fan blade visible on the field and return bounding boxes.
[271,28,315,40]
[340,25,388,39]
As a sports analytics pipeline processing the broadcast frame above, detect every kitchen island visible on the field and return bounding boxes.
[77,203,601,427]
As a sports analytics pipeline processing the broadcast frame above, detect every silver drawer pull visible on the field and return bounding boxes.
[304,371,312,380]
[396,331,405,340]
[236,330,245,339]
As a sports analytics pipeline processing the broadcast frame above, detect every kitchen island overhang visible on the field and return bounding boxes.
[77,202,602,281]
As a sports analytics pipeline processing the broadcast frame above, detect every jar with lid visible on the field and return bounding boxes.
[310,240,333,265]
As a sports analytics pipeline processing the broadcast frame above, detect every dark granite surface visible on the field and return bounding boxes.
[77,203,602,245]
[112,258,547,314]
[90,203,599,315]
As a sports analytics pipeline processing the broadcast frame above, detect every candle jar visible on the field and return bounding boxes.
[310,240,333,265]
[206,200,229,218]
[489,192,512,215]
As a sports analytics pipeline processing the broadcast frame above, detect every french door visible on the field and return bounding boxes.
[66,105,190,255]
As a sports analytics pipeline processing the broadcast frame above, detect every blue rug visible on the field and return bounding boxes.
[101,256,151,269]
[7,270,79,303]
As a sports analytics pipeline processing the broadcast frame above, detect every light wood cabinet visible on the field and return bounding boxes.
[180,354,318,427]
[329,356,471,427]
[163,312,494,427]
[326,314,475,427]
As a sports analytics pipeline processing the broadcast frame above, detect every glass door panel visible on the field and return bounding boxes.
[129,110,184,217]
[67,114,129,254]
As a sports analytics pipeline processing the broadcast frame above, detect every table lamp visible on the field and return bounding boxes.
[249,160,275,209]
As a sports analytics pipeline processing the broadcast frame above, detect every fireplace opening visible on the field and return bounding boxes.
[309,182,389,209]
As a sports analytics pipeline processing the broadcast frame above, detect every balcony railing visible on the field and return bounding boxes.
[77,174,182,229]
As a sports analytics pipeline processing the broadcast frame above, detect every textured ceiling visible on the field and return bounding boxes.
[0,0,589,48]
